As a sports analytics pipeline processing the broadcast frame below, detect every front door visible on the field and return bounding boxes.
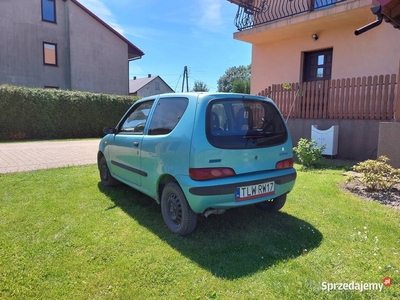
[302,49,333,118]
[109,100,154,186]
[303,48,333,82]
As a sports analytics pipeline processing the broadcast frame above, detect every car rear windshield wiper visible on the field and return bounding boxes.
[244,132,283,139]
[244,133,285,146]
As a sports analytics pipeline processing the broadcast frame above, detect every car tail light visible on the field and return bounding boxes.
[189,168,236,181]
[276,158,294,170]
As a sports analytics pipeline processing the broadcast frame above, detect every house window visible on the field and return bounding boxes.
[155,82,160,90]
[303,48,333,82]
[314,0,335,10]
[43,42,58,66]
[42,0,56,23]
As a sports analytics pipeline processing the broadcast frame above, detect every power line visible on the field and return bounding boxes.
[174,75,182,92]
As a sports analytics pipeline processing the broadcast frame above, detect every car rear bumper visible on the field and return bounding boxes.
[176,168,297,213]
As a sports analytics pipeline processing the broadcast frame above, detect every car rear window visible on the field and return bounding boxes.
[206,98,288,149]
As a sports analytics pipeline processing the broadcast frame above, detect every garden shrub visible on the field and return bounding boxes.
[0,85,139,140]
[350,156,400,191]
[293,138,325,168]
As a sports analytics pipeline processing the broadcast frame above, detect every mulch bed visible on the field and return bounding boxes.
[340,173,400,210]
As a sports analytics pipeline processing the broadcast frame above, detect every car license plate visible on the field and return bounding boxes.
[236,181,275,201]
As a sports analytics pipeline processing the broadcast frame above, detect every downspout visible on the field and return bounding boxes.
[354,6,383,35]
[63,0,72,90]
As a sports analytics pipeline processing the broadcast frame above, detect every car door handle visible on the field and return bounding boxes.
[133,141,139,147]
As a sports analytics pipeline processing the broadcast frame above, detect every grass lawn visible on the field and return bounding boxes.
[0,164,399,299]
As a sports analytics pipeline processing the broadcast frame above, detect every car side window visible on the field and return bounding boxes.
[119,100,154,134]
[148,97,188,135]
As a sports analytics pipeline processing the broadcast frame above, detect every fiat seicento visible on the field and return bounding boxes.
[98,92,296,235]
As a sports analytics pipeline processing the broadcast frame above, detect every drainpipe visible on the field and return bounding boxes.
[63,0,72,90]
[354,6,383,35]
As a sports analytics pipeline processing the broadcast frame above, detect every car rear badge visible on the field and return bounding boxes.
[280,147,288,156]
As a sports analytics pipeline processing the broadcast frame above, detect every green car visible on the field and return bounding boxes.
[98,92,296,235]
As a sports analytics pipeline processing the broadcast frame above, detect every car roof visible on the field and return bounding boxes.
[138,92,271,103]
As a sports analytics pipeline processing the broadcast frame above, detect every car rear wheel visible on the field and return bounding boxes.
[99,156,119,187]
[255,194,287,211]
[161,182,197,235]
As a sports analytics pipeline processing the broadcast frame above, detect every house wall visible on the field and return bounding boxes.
[377,122,400,168]
[287,119,381,161]
[232,0,400,162]
[0,0,131,95]
[69,2,129,94]
[251,22,400,94]
[0,0,68,89]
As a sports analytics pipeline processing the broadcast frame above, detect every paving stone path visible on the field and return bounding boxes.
[0,139,100,174]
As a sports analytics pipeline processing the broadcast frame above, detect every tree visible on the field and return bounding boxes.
[191,81,209,92]
[232,79,250,94]
[217,65,251,92]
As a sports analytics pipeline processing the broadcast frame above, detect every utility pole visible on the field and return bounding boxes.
[181,66,189,92]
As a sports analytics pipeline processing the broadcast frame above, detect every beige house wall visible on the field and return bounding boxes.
[251,22,400,94]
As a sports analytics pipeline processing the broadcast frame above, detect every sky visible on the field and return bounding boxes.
[77,0,252,92]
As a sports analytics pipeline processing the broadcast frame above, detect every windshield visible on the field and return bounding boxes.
[206,98,288,149]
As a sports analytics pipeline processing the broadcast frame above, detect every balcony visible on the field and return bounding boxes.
[228,0,376,43]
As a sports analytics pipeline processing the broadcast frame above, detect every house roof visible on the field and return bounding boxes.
[71,0,145,60]
[129,76,174,93]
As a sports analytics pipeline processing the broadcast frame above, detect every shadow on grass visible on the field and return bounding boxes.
[98,183,323,279]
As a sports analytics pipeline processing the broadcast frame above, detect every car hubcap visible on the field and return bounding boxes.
[101,164,109,181]
[167,193,182,225]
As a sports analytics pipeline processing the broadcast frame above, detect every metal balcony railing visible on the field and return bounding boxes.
[234,0,349,31]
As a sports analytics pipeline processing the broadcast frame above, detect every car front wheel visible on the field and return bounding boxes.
[161,182,197,235]
[99,156,119,187]
[254,193,287,211]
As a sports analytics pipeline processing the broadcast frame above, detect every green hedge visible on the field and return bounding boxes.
[0,85,138,141]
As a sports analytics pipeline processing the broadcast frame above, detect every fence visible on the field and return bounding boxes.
[259,74,397,121]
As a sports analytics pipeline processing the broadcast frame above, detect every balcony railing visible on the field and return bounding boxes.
[234,0,349,31]
[258,74,397,120]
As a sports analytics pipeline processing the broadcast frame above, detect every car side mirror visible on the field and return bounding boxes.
[103,127,117,135]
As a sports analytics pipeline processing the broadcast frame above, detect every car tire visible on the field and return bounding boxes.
[254,194,287,212]
[99,156,119,187]
[161,182,198,235]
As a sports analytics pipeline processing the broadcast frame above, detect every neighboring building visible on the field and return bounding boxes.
[0,0,144,95]
[227,0,400,95]
[129,75,174,97]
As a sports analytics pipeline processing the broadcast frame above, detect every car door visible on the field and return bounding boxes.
[109,100,154,186]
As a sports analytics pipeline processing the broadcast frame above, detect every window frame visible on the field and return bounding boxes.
[118,100,155,135]
[43,42,58,66]
[148,97,189,136]
[302,48,333,83]
[41,0,56,23]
